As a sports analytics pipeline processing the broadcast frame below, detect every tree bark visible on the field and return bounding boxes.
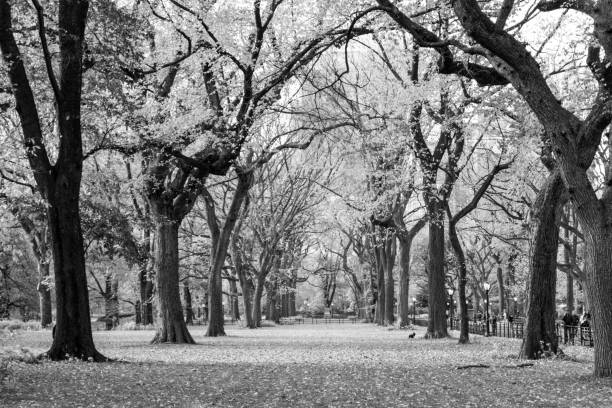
[448,218,470,344]
[520,171,564,359]
[384,236,396,325]
[139,227,154,325]
[37,261,52,328]
[183,280,193,325]
[229,278,240,320]
[232,238,255,328]
[425,201,448,338]
[46,190,106,360]
[104,272,119,330]
[205,171,252,337]
[497,264,505,316]
[151,220,194,344]
[397,219,426,327]
[0,0,106,361]
[583,228,612,376]
[375,245,385,326]
[253,276,265,327]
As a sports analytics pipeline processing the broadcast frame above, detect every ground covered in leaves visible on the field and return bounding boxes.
[1,324,611,407]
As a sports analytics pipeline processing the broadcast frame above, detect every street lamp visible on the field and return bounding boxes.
[447,288,455,330]
[412,297,416,324]
[483,282,491,336]
[331,302,334,318]
[513,296,518,317]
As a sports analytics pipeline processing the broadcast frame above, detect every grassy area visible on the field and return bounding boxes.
[1,324,611,407]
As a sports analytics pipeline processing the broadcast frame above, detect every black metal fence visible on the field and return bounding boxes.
[556,323,593,347]
[446,318,594,348]
[279,316,360,325]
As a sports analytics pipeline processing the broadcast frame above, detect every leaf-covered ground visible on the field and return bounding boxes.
[1,324,611,407]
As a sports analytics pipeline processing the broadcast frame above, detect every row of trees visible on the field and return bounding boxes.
[0,0,610,377]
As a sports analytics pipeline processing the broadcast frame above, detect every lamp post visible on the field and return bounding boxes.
[412,297,416,324]
[447,288,455,330]
[483,282,491,336]
[513,296,518,317]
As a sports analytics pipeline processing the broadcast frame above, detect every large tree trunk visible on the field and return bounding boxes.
[397,235,411,327]
[233,241,255,328]
[375,248,385,326]
[520,171,564,359]
[139,267,154,325]
[139,227,154,325]
[497,264,505,316]
[564,215,576,314]
[0,0,104,361]
[104,273,119,330]
[183,280,193,325]
[37,261,52,328]
[448,219,469,344]
[384,237,396,325]
[425,202,448,338]
[240,279,255,328]
[229,278,240,320]
[288,278,296,316]
[583,228,612,376]
[205,171,251,337]
[151,220,194,344]
[252,277,265,327]
[46,192,106,361]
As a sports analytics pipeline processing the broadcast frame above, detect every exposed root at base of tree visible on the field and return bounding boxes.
[424,331,448,339]
[456,364,490,369]
[456,362,535,370]
[150,332,196,345]
[40,349,111,362]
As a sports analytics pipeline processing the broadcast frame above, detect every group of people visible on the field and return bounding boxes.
[561,309,592,345]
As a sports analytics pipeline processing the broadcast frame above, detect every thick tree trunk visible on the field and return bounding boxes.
[520,171,564,359]
[397,234,413,327]
[205,172,251,337]
[384,260,395,325]
[104,273,119,330]
[425,203,448,338]
[583,229,612,377]
[288,280,296,316]
[46,194,106,361]
[139,228,154,325]
[233,244,255,328]
[253,277,265,327]
[139,268,154,325]
[241,280,255,328]
[37,261,52,328]
[497,265,505,316]
[135,300,142,324]
[384,237,396,325]
[151,221,194,344]
[375,251,385,326]
[564,219,575,314]
[229,279,240,320]
[472,284,480,319]
[183,280,193,325]
[448,220,469,344]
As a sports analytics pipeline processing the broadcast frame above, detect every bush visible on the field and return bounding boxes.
[0,320,42,331]
[0,348,39,364]
[114,321,156,331]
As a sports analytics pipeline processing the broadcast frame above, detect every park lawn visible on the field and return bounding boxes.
[1,324,611,407]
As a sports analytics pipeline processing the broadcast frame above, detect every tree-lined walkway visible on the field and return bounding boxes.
[2,325,610,407]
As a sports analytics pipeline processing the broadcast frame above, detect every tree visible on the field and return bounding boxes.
[448,0,612,376]
[446,159,512,343]
[0,0,108,360]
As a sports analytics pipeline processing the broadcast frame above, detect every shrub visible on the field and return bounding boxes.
[115,321,156,331]
[0,320,41,331]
